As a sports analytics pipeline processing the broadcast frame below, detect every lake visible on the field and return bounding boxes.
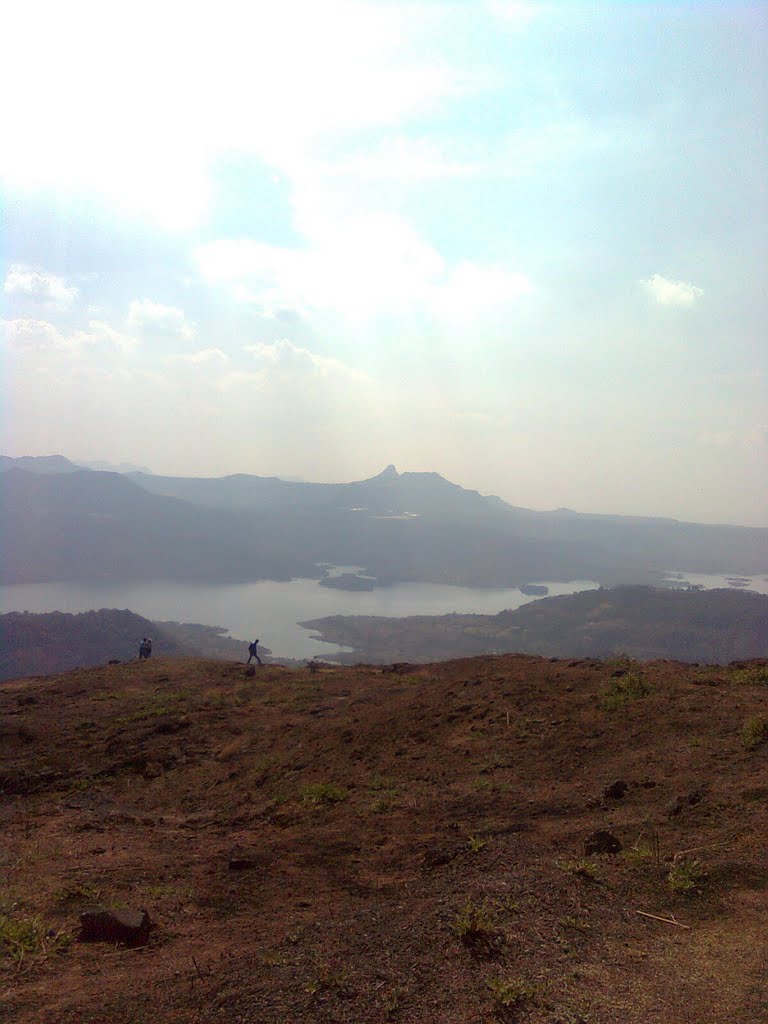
[2,576,600,659]
[3,571,765,660]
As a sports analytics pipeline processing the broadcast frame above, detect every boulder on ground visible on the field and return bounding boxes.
[584,829,622,856]
[603,779,628,799]
[79,908,150,947]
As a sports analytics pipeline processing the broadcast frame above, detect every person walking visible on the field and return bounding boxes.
[247,639,262,665]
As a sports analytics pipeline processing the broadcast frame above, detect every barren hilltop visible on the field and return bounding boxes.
[2,654,767,1022]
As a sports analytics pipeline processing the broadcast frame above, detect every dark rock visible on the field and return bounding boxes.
[639,779,657,789]
[421,843,459,870]
[79,909,150,947]
[228,854,264,871]
[584,829,622,856]
[244,666,256,678]
[603,780,628,799]
[108,660,121,666]
[154,717,191,735]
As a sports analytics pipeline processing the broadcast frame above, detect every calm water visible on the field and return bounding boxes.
[2,576,600,659]
[3,571,765,659]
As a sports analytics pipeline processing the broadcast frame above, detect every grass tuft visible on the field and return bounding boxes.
[486,976,536,1014]
[600,672,654,710]
[667,858,706,895]
[741,715,768,751]
[1,912,71,968]
[301,782,348,806]
[452,899,504,956]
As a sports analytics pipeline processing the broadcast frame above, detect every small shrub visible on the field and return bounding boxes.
[604,653,637,671]
[452,899,504,956]
[729,666,768,686]
[741,715,768,751]
[301,782,348,806]
[600,672,653,710]
[468,834,487,854]
[487,976,536,1013]
[667,858,706,895]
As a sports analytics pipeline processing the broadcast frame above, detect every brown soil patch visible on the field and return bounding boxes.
[1,655,767,1023]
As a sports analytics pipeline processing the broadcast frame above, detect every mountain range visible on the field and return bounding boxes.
[1,455,766,586]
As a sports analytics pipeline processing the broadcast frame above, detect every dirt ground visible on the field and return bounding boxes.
[1,654,767,1023]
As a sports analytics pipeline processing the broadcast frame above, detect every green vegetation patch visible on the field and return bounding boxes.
[667,858,706,895]
[300,782,349,806]
[741,715,768,751]
[115,689,192,724]
[452,899,505,956]
[486,976,537,1013]
[1,912,71,967]
[729,665,768,686]
[600,672,654,710]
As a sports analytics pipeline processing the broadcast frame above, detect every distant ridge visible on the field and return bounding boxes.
[2,458,766,587]
[0,454,82,475]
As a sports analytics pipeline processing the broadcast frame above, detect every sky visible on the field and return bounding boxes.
[2,0,766,526]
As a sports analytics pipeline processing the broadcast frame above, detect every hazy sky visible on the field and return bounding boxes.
[2,1,766,526]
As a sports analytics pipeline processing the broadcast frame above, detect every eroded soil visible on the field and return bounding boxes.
[1,654,767,1023]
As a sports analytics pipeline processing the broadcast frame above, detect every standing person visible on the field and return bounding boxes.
[247,639,262,665]
[139,637,152,660]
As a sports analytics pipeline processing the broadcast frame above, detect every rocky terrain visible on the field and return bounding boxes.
[1,653,767,1023]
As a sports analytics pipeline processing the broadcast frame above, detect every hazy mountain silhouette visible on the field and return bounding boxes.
[1,460,766,586]
[0,454,83,475]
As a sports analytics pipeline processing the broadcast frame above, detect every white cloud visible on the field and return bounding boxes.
[70,320,138,353]
[196,216,532,325]
[244,338,370,384]
[172,347,230,366]
[642,274,703,307]
[2,317,137,354]
[126,300,196,339]
[324,136,480,183]
[3,266,78,308]
[0,1,469,229]
[2,318,68,351]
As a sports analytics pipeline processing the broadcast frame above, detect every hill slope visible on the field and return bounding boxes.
[1,654,767,1022]
[0,610,250,681]
[301,586,768,665]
